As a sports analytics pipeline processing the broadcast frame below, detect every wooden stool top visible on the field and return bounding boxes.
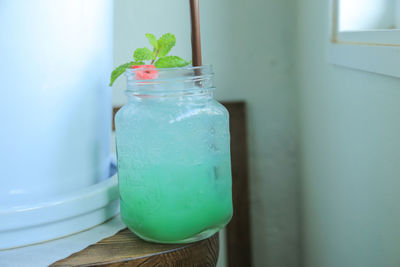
[51,228,219,266]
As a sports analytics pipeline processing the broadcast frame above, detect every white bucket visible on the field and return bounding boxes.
[0,0,117,249]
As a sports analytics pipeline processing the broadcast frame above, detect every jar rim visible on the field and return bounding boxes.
[126,64,211,71]
[125,64,213,81]
[125,65,215,96]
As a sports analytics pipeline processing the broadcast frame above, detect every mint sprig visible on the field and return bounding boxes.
[109,33,190,86]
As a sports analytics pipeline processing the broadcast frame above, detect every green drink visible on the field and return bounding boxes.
[115,66,233,243]
[119,162,232,242]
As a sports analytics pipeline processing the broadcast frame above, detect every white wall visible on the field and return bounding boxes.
[113,1,299,266]
[297,1,400,267]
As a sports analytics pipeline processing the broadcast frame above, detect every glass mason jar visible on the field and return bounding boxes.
[115,65,233,243]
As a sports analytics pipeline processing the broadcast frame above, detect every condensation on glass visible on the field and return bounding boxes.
[114,65,233,243]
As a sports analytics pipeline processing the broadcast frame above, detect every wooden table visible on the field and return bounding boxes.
[51,228,219,266]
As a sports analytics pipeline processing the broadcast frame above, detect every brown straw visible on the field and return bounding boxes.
[189,0,202,66]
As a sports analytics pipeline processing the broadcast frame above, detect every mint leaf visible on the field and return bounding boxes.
[108,33,188,85]
[155,56,190,68]
[109,61,144,86]
[145,33,158,49]
[157,33,176,57]
[133,48,153,62]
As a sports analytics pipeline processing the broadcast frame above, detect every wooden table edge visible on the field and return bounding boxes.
[51,228,219,267]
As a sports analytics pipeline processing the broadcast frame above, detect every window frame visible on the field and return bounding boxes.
[328,0,400,78]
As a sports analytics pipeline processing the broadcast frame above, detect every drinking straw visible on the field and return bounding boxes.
[189,0,202,66]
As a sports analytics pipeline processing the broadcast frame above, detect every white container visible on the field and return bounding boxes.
[0,0,117,249]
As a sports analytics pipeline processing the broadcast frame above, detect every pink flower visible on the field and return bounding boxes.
[130,65,158,80]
